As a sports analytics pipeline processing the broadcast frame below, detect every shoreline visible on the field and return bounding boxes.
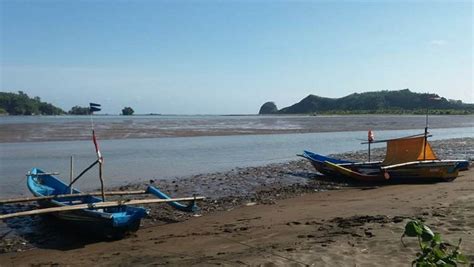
[0,138,472,263]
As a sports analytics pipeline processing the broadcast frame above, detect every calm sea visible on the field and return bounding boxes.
[0,115,473,197]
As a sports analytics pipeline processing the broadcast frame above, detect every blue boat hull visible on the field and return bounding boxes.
[300,151,469,178]
[300,150,362,176]
[27,168,148,238]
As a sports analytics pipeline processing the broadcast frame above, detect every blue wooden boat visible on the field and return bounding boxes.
[27,168,198,238]
[300,149,469,179]
[306,136,467,183]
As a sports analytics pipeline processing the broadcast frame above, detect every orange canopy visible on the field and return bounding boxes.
[382,136,437,165]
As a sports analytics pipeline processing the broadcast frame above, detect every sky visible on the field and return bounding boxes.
[1,0,472,114]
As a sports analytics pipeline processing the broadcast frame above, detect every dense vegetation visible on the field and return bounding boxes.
[0,91,138,115]
[0,91,65,115]
[262,89,474,115]
[68,106,91,115]
[121,107,134,115]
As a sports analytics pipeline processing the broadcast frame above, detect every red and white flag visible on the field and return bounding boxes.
[92,130,103,163]
[368,130,374,142]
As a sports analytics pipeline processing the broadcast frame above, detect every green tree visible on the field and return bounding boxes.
[0,91,65,115]
[121,107,134,115]
[68,106,91,115]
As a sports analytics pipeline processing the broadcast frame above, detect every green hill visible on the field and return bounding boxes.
[0,91,65,115]
[266,89,473,115]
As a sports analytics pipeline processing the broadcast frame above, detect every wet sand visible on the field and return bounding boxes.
[0,138,472,265]
[1,114,472,143]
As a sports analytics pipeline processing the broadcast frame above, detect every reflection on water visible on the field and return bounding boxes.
[0,126,472,198]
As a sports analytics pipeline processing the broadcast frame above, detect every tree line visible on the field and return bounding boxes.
[0,91,134,115]
[276,89,474,114]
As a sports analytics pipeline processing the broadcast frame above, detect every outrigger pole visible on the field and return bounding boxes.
[0,190,147,205]
[0,196,206,220]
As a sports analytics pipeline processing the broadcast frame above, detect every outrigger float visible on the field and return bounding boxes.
[0,103,204,238]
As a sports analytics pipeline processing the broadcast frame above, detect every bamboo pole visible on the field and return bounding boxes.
[70,156,74,194]
[0,190,148,205]
[381,161,427,170]
[368,141,371,162]
[99,162,105,201]
[0,196,205,220]
[361,133,432,144]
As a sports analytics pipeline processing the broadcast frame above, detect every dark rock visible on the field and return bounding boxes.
[258,102,278,114]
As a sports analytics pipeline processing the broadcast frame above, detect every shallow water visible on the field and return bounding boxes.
[0,126,472,198]
[0,114,473,142]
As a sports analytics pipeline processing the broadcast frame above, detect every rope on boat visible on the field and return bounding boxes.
[67,159,100,188]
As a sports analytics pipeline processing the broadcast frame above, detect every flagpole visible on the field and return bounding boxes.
[367,130,374,162]
[89,103,105,202]
[423,96,441,161]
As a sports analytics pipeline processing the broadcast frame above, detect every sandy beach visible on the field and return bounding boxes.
[0,138,473,266]
[0,168,473,266]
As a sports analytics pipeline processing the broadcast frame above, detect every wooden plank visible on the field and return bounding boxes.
[380,161,421,170]
[0,190,148,205]
[381,160,457,170]
[0,196,206,220]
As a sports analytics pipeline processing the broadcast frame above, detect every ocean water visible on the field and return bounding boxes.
[1,114,473,142]
[0,119,472,197]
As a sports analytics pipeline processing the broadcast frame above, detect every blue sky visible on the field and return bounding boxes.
[1,0,472,114]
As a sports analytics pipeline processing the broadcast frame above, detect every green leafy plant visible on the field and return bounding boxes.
[401,220,468,266]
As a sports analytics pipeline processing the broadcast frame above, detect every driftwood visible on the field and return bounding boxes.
[0,190,147,205]
[0,196,205,220]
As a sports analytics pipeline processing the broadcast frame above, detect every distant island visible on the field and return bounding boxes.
[0,91,65,115]
[0,91,136,116]
[259,89,474,115]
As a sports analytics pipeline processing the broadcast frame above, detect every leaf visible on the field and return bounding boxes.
[443,258,458,266]
[421,225,435,242]
[416,262,434,267]
[405,221,423,237]
[433,247,446,259]
[455,252,468,263]
[432,233,442,245]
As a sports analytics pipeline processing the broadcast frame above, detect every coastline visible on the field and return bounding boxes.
[0,138,472,265]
